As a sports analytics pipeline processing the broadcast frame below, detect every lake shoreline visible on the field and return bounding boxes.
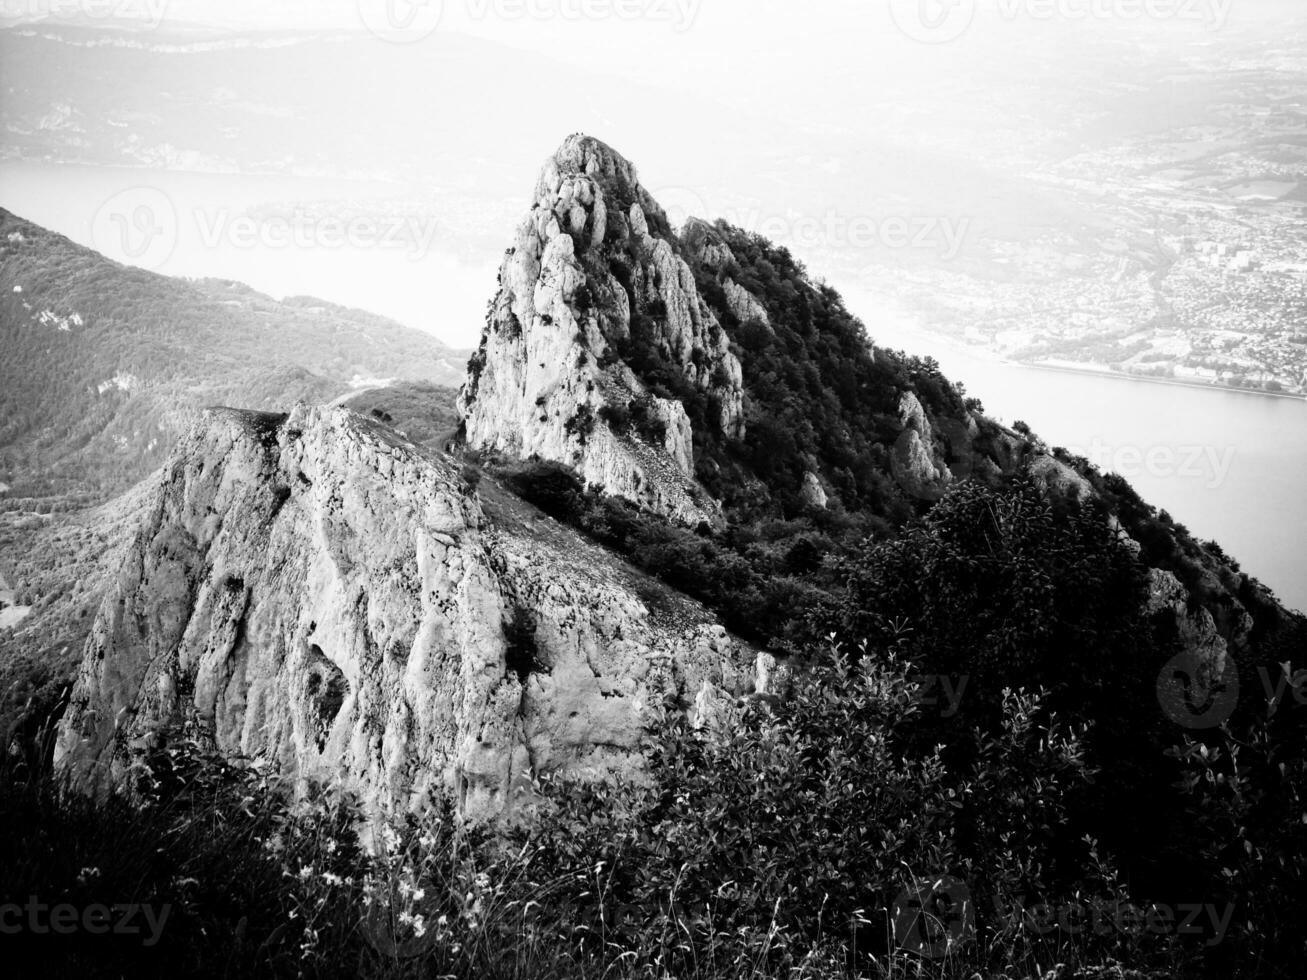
[1018,360,1307,401]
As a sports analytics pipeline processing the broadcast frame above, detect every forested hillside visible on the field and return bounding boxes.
[0,209,467,502]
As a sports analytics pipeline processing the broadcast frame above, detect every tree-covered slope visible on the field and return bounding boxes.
[0,209,467,502]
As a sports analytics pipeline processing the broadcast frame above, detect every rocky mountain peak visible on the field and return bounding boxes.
[459,135,745,525]
[536,133,650,218]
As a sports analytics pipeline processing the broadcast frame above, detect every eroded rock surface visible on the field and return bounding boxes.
[55,406,757,821]
[459,135,745,525]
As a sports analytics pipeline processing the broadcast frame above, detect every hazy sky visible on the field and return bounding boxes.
[17,0,1305,77]
[12,0,1300,133]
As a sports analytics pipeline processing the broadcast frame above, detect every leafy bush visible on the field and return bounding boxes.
[2,641,1225,980]
[563,404,596,443]
[496,459,829,647]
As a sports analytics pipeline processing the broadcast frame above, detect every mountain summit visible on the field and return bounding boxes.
[459,135,745,524]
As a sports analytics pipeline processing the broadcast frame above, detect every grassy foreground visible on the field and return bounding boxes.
[7,642,1290,980]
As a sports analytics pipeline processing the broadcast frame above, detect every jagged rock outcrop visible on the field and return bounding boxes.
[891,391,954,501]
[459,136,745,525]
[682,218,734,272]
[55,406,758,821]
[800,471,828,509]
[1147,569,1231,674]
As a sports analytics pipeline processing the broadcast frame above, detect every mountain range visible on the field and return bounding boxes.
[0,207,467,504]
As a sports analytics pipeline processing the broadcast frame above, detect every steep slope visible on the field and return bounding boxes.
[458,136,1295,680]
[460,135,744,524]
[0,209,468,502]
[54,406,758,820]
[0,483,149,739]
[51,135,1303,843]
[459,138,1025,531]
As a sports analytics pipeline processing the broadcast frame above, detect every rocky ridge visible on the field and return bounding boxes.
[54,406,759,821]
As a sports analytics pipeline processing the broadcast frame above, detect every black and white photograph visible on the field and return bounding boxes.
[1,0,1305,976]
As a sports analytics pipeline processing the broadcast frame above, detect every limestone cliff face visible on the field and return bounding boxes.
[683,218,771,332]
[459,136,745,525]
[55,406,758,820]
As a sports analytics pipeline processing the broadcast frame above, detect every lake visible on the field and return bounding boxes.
[0,161,499,336]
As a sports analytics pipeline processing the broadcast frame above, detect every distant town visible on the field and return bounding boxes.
[846,59,1307,399]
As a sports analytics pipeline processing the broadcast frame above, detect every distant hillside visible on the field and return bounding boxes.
[0,209,468,501]
[340,381,462,452]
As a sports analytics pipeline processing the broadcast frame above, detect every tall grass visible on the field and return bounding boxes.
[0,648,1281,979]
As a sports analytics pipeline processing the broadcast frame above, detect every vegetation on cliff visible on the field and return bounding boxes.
[476,204,1307,978]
